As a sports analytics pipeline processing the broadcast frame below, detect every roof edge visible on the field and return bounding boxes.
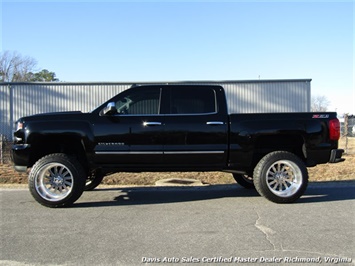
[1,79,312,86]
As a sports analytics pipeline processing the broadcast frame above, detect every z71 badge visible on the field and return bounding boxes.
[312,114,329,119]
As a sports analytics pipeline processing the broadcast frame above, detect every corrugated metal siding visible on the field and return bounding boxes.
[0,84,11,139]
[0,80,311,139]
[222,80,311,113]
[11,83,130,121]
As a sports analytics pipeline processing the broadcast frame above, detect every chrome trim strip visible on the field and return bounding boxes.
[164,111,218,116]
[95,151,224,155]
[112,114,162,117]
[95,151,163,155]
[164,151,224,155]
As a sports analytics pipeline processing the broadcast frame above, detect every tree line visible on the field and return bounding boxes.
[0,50,58,82]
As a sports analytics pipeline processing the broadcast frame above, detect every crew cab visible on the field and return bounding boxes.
[12,85,344,207]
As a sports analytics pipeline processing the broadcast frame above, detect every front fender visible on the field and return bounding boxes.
[25,120,95,148]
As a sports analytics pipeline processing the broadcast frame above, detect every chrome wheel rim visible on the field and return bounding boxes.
[266,160,302,197]
[35,163,74,202]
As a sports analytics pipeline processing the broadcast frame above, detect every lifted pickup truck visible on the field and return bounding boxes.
[12,85,344,207]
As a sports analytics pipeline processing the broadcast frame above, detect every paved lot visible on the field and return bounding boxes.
[1,182,355,266]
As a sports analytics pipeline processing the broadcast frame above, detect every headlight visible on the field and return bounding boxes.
[14,121,25,143]
[16,122,24,131]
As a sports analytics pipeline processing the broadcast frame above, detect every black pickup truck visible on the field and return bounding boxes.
[12,85,344,207]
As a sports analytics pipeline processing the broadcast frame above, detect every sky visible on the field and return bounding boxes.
[1,0,354,115]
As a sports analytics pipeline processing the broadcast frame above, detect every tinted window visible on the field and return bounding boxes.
[170,87,216,114]
[115,88,161,115]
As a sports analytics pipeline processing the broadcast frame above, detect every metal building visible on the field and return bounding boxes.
[0,79,311,139]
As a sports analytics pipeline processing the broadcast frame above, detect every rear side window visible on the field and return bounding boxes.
[170,87,216,114]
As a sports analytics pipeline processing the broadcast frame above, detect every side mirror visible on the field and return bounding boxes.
[103,102,117,115]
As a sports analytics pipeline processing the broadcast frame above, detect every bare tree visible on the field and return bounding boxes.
[311,95,330,112]
[0,50,37,82]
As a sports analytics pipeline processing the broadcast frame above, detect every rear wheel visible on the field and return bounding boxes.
[253,151,308,203]
[232,174,255,189]
[28,153,86,208]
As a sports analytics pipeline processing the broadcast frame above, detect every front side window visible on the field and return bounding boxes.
[115,88,161,115]
[170,87,216,114]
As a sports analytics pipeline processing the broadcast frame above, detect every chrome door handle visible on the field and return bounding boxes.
[143,122,162,126]
[206,121,224,125]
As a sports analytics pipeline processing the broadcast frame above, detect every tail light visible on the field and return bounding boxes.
[329,118,340,141]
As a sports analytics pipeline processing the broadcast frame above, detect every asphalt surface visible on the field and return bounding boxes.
[1,181,355,266]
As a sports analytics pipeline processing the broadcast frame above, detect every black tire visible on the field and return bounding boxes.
[84,170,105,191]
[232,174,255,189]
[28,153,86,208]
[253,151,308,203]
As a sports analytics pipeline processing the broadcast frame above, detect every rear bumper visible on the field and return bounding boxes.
[329,149,345,163]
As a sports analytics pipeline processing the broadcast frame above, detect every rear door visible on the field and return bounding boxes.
[163,86,228,169]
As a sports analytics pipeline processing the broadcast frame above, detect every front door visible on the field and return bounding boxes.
[93,86,165,166]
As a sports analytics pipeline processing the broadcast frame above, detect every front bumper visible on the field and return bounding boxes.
[12,144,31,172]
[329,149,345,163]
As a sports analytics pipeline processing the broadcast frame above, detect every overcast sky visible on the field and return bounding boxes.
[1,0,354,114]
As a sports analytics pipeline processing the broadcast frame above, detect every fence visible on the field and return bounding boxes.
[0,134,12,164]
[340,115,355,155]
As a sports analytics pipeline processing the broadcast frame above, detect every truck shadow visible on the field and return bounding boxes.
[298,181,355,203]
[73,181,355,208]
[74,184,257,208]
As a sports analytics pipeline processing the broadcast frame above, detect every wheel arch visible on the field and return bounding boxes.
[28,134,89,173]
[251,134,306,169]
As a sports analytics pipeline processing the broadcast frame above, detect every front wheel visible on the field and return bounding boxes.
[28,153,86,208]
[253,151,308,203]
